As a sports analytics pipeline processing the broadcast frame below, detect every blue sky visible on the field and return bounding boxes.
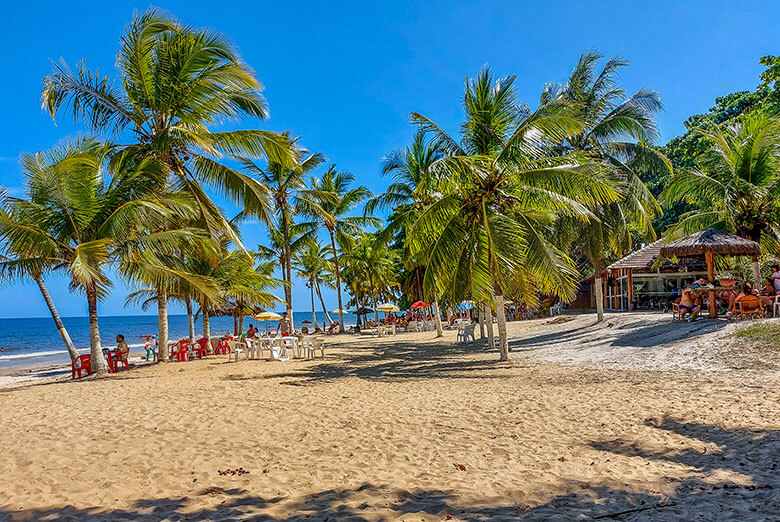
[0,1,778,318]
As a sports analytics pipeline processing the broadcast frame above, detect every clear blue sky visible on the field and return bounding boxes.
[0,1,778,318]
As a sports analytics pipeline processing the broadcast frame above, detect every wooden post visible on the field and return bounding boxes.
[705,251,717,318]
[627,268,633,311]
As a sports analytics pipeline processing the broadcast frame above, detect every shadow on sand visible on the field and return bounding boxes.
[3,417,777,520]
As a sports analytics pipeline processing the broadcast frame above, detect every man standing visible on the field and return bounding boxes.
[277,312,292,337]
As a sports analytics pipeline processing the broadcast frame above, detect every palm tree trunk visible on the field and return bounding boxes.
[238,314,244,336]
[432,297,443,338]
[310,281,318,330]
[478,305,485,338]
[751,256,761,286]
[186,298,196,344]
[483,302,495,351]
[32,273,79,362]
[315,280,333,324]
[280,203,294,327]
[157,291,169,362]
[329,230,345,332]
[594,260,604,322]
[233,314,238,336]
[85,284,107,374]
[494,287,509,361]
[203,308,212,354]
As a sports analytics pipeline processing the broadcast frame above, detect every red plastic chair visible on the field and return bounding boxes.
[71,354,92,379]
[213,339,230,355]
[107,351,130,373]
[170,339,190,362]
[194,338,209,359]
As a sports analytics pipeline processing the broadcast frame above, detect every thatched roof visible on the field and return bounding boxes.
[208,301,266,317]
[659,229,761,258]
[607,240,664,270]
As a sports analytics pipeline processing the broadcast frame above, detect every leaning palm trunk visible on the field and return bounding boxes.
[483,302,495,350]
[33,273,79,362]
[432,298,443,338]
[315,281,333,325]
[86,284,107,374]
[310,282,318,330]
[329,231,345,332]
[186,298,196,344]
[494,290,509,361]
[157,291,169,362]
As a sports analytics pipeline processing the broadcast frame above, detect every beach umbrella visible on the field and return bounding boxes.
[254,311,282,320]
[354,307,374,315]
[302,320,312,324]
[376,303,398,312]
[331,308,348,314]
[410,301,430,309]
[253,311,282,333]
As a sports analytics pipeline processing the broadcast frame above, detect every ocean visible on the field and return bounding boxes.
[0,311,357,369]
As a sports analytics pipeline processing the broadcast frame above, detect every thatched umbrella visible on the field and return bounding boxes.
[660,229,761,318]
[210,301,266,334]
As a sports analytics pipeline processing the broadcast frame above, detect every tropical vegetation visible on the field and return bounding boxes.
[2,7,780,368]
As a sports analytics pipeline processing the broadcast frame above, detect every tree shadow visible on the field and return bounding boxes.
[265,336,512,385]
[5,416,780,520]
[510,316,728,352]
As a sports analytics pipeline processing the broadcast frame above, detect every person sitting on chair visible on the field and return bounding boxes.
[114,334,129,361]
[246,324,258,339]
[759,277,776,309]
[727,282,756,318]
[679,285,701,322]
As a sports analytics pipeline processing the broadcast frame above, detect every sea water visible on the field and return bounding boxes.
[0,311,355,369]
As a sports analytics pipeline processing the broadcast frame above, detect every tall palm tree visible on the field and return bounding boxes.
[241,150,325,325]
[0,189,80,362]
[661,112,780,283]
[408,66,619,360]
[549,51,669,321]
[3,137,196,373]
[369,130,445,335]
[293,239,334,329]
[41,8,296,248]
[303,167,378,332]
[342,233,399,323]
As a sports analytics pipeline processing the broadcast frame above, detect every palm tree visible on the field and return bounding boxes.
[369,130,445,335]
[2,137,195,373]
[661,112,780,283]
[41,8,296,248]
[0,189,80,362]
[303,167,378,332]
[549,51,669,321]
[293,239,334,330]
[342,233,399,324]
[240,150,325,325]
[408,66,619,360]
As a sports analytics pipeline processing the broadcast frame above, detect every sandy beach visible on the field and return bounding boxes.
[1,314,779,520]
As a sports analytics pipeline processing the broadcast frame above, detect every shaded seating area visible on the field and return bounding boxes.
[660,229,762,319]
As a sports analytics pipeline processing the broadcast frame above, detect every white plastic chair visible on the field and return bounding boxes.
[270,337,292,361]
[226,340,246,362]
[773,295,780,318]
[457,323,476,343]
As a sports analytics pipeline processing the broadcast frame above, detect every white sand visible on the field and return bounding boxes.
[0,316,778,520]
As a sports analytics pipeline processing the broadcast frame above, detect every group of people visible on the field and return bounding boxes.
[676,264,780,321]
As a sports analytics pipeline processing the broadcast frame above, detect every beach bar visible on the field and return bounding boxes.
[573,240,709,311]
